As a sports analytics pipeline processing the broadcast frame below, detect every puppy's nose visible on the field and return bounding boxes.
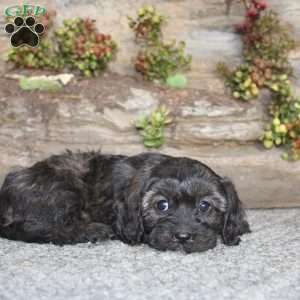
[174,232,192,242]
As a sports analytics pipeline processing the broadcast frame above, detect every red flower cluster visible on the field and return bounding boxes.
[235,0,268,33]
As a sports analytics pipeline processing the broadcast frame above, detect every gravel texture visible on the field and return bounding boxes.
[0,209,299,300]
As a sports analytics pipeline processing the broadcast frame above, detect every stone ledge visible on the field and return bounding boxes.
[0,78,265,149]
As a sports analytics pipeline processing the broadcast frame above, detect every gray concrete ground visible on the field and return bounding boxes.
[0,209,299,300]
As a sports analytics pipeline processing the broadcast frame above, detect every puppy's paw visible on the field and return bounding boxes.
[80,223,115,243]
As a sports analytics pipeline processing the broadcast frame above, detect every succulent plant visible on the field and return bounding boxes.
[218,0,295,100]
[135,105,173,148]
[262,77,300,160]
[135,40,191,82]
[130,5,192,84]
[218,0,299,160]
[7,11,57,70]
[128,4,165,43]
[7,39,57,69]
[7,16,117,77]
[54,18,117,76]
[218,63,259,101]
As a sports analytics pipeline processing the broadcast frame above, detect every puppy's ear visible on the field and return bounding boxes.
[113,163,144,244]
[220,177,250,246]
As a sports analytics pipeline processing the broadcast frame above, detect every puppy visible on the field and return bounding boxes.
[0,151,250,253]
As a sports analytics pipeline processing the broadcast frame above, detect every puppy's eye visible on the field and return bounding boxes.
[199,200,210,212]
[157,199,169,212]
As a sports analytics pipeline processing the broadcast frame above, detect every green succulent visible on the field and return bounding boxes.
[130,5,192,85]
[53,18,118,76]
[135,105,173,148]
[262,83,300,160]
[135,40,192,82]
[128,4,165,43]
[7,17,117,77]
[218,3,299,161]
[7,39,58,70]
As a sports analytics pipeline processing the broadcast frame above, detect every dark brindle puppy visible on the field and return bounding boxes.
[0,152,250,253]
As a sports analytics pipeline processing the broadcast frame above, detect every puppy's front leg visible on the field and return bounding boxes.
[56,222,115,245]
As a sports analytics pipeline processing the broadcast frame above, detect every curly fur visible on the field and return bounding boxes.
[0,151,250,253]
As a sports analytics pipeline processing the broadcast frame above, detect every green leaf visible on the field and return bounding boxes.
[144,138,163,148]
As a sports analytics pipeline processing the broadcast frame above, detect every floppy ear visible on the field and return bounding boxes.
[220,177,251,246]
[113,163,144,244]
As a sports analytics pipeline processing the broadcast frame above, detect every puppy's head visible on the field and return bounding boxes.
[113,155,250,253]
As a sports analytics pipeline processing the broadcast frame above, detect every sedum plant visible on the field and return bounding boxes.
[218,0,300,160]
[135,105,173,148]
[7,39,57,69]
[129,4,191,83]
[7,10,57,70]
[54,18,117,77]
[135,40,191,82]
[218,0,295,101]
[128,4,165,43]
[262,76,300,161]
[7,17,117,77]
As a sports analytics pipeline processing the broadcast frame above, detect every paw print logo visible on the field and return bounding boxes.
[4,16,45,47]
